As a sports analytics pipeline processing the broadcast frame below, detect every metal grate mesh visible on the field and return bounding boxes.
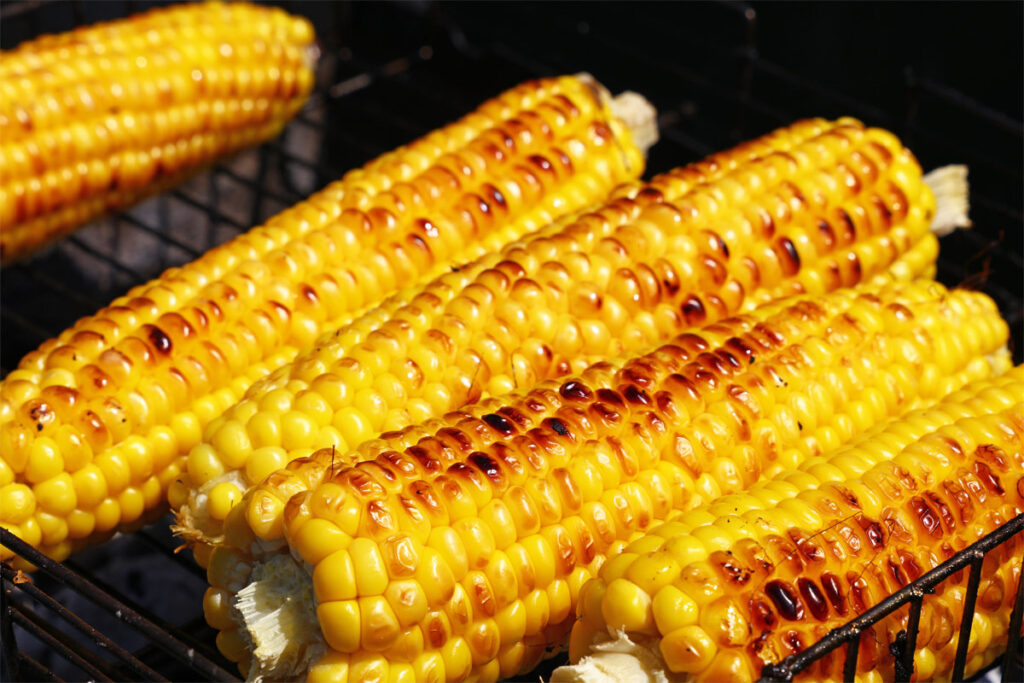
[1,1,1022,681]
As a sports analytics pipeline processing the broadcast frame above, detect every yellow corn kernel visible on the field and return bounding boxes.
[0,483,35,523]
[207,482,243,522]
[660,625,718,673]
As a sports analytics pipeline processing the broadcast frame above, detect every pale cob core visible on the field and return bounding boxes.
[206,281,1010,681]
[0,1,317,263]
[0,74,649,564]
[564,373,1024,682]
[181,117,946,558]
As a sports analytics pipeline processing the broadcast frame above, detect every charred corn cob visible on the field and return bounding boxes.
[177,117,963,559]
[561,371,1024,683]
[0,1,317,263]
[201,281,1008,681]
[0,74,653,563]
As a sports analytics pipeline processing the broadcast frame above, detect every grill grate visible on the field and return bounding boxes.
[1,1,1022,681]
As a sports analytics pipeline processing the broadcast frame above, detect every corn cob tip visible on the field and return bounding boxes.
[925,164,971,235]
[611,91,659,157]
[551,630,670,683]
[574,71,658,157]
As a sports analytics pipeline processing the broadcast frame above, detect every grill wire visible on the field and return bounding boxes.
[1,1,1022,681]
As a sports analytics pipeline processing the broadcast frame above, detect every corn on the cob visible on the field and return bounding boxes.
[0,74,653,564]
[176,117,963,561]
[201,281,1008,681]
[0,1,317,264]
[560,370,1024,683]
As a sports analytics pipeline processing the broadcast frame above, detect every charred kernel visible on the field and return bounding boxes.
[621,385,652,406]
[973,461,1004,495]
[923,491,956,531]
[776,237,801,276]
[898,550,924,582]
[497,407,530,429]
[482,414,517,437]
[145,325,172,354]
[559,381,592,402]
[783,630,804,653]
[749,599,777,629]
[467,452,504,485]
[909,496,942,537]
[529,155,553,172]
[886,558,906,588]
[765,580,805,621]
[820,572,847,616]
[596,389,625,407]
[546,418,570,437]
[816,219,836,249]
[860,518,885,549]
[797,578,828,621]
[680,296,706,325]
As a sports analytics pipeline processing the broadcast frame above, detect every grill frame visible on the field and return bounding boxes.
[1,1,1021,681]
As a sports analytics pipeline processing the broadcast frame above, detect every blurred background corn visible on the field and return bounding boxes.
[177,117,954,559]
[0,1,317,264]
[200,281,1008,680]
[563,373,1024,683]
[0,73,651,563]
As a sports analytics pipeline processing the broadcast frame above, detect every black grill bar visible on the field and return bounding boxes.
[16,652,61,683]
[61,559,222,667]
[1005,550,1024,682]
[116,212,204,261]
[9,606,114,682]
[757,512,1024,682]
[1,562,167,682]
[896,598,923,682]
[951,554,985,682]
[0,529,236,682]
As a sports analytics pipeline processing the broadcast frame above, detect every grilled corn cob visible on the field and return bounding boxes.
[0,1,317,264]
[203,281,1008,680]
[177,117,964,559]
[0,74,653,563]
[561,370,1024,683]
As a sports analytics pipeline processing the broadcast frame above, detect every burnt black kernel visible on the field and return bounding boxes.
[765,580,805,621]
[482,413,516,436]
[468,452,503,483]
[797,421,803,431]
[559,380,593,402]
[146,325,172,353]
[547,418,570,437]
[681,295,706,325]
[797,578,829,621]
[596,388,625,406]
[622,385,652,406]
[820,572,847,615]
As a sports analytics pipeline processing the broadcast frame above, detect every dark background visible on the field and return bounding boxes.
[1,2,1021,681]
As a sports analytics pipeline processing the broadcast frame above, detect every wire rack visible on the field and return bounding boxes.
[1,1,1022,681]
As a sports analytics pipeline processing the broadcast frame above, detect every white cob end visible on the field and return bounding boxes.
[925,164,971,236]
[575,71,659,159]
[233,553,324,682]
[549,630,674,683]
[610,91,660,158]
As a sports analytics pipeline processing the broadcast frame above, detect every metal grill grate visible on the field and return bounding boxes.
[1,1,1022,681]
